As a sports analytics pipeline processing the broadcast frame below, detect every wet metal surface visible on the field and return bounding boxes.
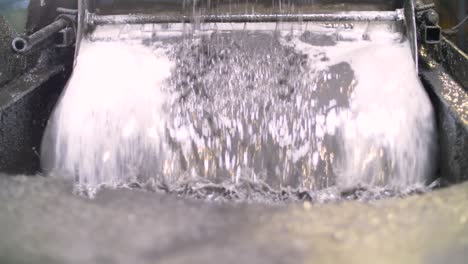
[166,30,354,190]
[419,46,468,183]
[424,38,468,91]
[0,175,466,264]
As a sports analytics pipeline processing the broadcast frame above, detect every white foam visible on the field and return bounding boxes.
[42,24,437,191]
[42,41,174,186]
[287,29,436,188]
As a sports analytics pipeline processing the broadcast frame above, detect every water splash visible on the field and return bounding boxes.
[41,21,437,200]
[42,42,173,186]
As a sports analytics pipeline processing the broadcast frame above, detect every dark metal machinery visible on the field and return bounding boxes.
[11,14,75,54]
[0,0,77,174]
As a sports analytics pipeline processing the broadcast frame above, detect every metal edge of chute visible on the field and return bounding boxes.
[74,0,90,67]
[404,0,418,72]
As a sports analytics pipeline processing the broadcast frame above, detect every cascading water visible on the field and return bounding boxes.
[41,19,437,201]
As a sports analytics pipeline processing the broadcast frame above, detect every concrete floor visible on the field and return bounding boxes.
[0,175,466,264]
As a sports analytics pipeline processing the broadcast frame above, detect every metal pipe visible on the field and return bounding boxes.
[88,11,403,26]
[11,17,70,54]
[56,7,79,15]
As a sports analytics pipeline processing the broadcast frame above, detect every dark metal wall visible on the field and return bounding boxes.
[0,71,67,174]
[0,0,73,174]
[433,0,468,53]
[0,17,34,87]
[420,40,468,183]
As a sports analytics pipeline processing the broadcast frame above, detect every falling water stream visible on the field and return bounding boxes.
[41,18,437,202]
